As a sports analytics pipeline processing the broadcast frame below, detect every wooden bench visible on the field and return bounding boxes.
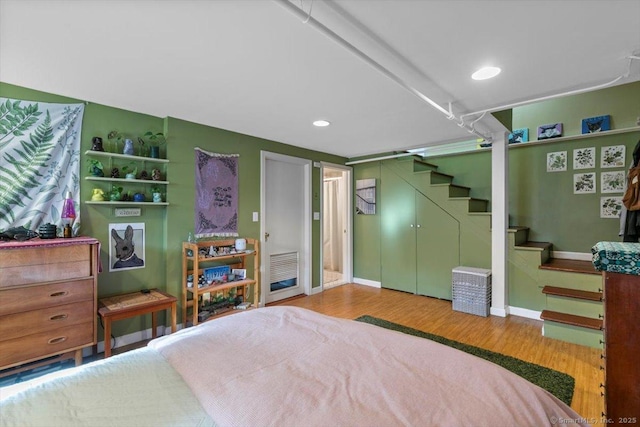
[98,289,177,358]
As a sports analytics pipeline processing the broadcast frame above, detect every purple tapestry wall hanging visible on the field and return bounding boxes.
[194,148,239,238]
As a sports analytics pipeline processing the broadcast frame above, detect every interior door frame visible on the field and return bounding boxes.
[320,162,353,290]
[260,151,312,306]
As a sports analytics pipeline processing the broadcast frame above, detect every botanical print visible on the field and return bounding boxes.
[601,171,625,193]
[601,145,626,168]
[573,173,596,194]
[547,151,567,172]
[573,147,595,170]
[600,196,623,219]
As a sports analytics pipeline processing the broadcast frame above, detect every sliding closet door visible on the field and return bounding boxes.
[380,166,416,293]
[416,192,459,300]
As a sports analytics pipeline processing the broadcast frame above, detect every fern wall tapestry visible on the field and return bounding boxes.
[194,147,239,238]
[0,98,85,234]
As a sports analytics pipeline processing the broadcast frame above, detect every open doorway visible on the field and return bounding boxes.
[321,163,352,289]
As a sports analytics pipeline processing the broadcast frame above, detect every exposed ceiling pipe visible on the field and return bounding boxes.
[459,54,639,122]
[346,151,419,165]
[273,0,492,142]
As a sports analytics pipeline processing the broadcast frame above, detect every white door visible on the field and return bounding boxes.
[261,151,311,304]
[321,163,352,289]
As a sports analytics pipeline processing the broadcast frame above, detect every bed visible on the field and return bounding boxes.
[0,306,587,426]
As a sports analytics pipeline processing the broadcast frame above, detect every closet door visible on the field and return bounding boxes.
[416,191,459,300]
[380,166,416,293]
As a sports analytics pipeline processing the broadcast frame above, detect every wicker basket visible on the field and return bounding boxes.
[452,266,492,317]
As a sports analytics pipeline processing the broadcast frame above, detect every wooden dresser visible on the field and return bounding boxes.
[602,271,640,423]
[592,242,640,423]
[0,237,99,375]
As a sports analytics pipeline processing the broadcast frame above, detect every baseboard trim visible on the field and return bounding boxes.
[86,326,174,357]
[352,277,381,288]
[551,251,592,261]
[509,306,542,320]
[490,306,509,317]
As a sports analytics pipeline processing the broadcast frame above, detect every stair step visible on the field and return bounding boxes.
[542,285,603,301]
[428,171,454,184]
[431,183,471,197]
[540,310,603,330]
[508,226,530,246]
[539,258,599,275]
[515,241,552,251]
[449,197,489,212]
[413,159,439,172]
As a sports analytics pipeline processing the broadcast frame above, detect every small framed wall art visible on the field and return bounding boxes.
[355,178,376,215]
[573,172,596,194]
[582,115,610,134]
[538,123,563,140]
[109,223,145,272]
[573,147,595,170]
[601,145,626,168]
[508,128,529,144]
[601,171,625,193]
[547,151,567,172]
[600,196,623,219]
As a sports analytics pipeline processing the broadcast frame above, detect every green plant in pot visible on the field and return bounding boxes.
[107,130,126,153]
[140,131,166,158]
[88,159,104,177]
[121,163,137,180]
[109,186,123,202]
[150,185,162,203]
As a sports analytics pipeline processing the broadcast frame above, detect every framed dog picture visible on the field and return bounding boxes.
[109,222,145,272]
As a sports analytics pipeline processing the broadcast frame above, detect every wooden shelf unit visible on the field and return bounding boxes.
[181,238,259,326]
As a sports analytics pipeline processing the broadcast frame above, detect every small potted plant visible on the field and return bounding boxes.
[107,130,125,153]
[140,131,166,158]
[88,159,104,177]
[109,186,123,202]
[150,185,162,203]
[121,163,137,180]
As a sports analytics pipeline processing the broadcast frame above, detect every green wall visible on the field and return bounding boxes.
[353,162,381,281]
[352,81,640,283]
[0,82,345,338]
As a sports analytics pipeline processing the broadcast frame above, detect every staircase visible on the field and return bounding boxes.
[388,155,603,348]
[539,259,603,348]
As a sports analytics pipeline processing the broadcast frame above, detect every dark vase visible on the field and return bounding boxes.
[91,136,105,151]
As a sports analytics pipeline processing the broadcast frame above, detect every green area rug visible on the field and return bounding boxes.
[355,315,575,406]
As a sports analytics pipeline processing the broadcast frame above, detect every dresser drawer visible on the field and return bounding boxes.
[0,300,94,341]
[0,244,92,288]
[0,279,94,316]
[0,321,94,368]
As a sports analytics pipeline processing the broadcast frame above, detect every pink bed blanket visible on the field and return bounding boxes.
[149,306,588,427]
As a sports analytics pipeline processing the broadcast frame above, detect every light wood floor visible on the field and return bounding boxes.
[271,283,604,418]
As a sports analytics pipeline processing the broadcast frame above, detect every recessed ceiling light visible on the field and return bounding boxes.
[313,120,330,127]
[472,66,501,81]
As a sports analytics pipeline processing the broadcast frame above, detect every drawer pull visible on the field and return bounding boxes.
[50,291,69,298]
[47,336,67,345]
[50,314,68,321]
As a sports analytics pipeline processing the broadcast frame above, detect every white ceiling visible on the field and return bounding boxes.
[1,0,639,158]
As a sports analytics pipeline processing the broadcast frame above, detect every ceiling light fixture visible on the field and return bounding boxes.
[472,66,501,81]
[313,120,330,127]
